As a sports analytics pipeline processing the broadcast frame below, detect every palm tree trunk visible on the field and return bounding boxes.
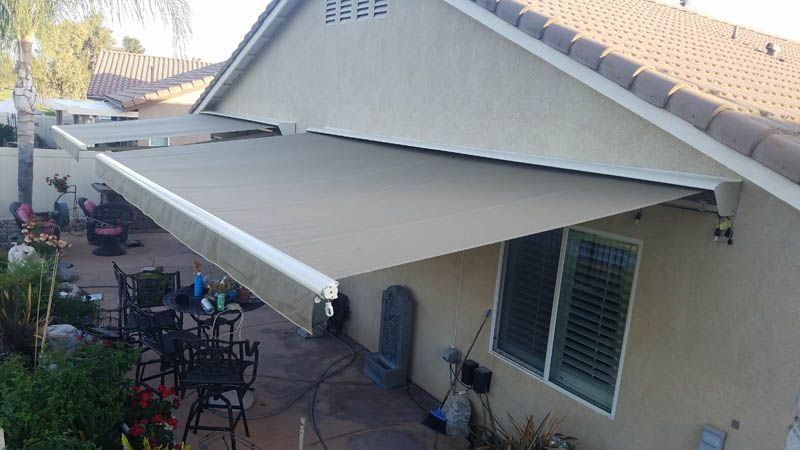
[13,36,37,205]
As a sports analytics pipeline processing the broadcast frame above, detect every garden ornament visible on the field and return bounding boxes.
[7,242,39,266]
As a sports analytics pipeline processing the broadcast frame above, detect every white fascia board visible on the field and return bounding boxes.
[308,126,742,216]
[443,0,800,213]
[198,110,296,135]
[192,0,297,113]
[95,152,339,300]
[51,125,87,161]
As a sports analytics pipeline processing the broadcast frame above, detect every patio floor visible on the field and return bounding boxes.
[63,230,469,450]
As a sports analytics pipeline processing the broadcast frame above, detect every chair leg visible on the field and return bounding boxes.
[238,390,250,437]
[183,397,200,443]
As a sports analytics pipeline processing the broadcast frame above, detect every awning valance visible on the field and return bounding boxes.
[52,113,270,160]
[95,133,698,333]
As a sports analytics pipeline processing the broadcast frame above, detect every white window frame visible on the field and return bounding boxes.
[489,226,643,419]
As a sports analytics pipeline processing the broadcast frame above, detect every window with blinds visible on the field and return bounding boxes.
[495,229,563,375]
[494,227,639,415]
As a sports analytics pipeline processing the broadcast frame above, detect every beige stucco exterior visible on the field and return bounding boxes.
[135,90,209,146]
[203,1,800,449]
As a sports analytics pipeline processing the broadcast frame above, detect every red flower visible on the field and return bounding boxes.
[76,334,85,341]
[130,425,144,437]
[140,390,151,402]
[132,385,141,393]
[151,414,163,424]
[172,398,181,408]
[167,417,178,429]
[91,337,98,343]
[102,339,111,347]
[158,385,169,399]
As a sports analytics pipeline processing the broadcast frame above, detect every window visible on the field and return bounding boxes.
[493,227,640,415]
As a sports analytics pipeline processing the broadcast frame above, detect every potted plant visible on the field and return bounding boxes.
[44,173,71,194]
[123,384,186,450]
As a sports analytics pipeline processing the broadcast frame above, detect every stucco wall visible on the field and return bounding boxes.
[0,148,101,219]
[340,179,800,450]
[212,0,734,178]
[136,90,209,146]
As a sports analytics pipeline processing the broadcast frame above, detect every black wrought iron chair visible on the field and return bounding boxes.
[128,269,183,328]
[196,307,244,343]
[130,303,197,391]
[90,203,132,256]
[175,338,260,449]
[89,262,137,342]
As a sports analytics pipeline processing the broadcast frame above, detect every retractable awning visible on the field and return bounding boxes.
[95,133,698,333]
[52,114,271,160]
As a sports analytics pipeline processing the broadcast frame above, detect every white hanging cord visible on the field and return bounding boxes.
[451,251,466,347]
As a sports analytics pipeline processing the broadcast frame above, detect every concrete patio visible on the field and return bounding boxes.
[62,230,469,450]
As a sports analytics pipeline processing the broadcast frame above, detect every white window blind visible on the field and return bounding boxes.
[549,230,638,412]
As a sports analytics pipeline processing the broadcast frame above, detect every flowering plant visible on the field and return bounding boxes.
[124,384,182,449]
[44,173,70,193]
[21,219,68,257]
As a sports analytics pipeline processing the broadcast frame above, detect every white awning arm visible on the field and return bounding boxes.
[95,152,339,301]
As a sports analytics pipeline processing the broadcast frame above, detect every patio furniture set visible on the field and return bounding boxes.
[87,262,263,449]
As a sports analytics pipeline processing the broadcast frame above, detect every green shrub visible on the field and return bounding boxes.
[51,296,98,328]
[0,339,138,449]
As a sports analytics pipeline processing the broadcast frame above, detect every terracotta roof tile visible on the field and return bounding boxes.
[103,62,223,110]
[87,50,212,99]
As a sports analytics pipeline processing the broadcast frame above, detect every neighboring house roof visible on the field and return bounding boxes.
[192,0,800,190]
[104,63,223,110]
[87,50,212,99]
[43,98,138,118]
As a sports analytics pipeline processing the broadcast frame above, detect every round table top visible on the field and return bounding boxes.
[163,286,265,316]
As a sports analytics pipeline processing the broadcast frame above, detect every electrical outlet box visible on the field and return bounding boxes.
[442,347,462,365]
[473,367,493,394]
[699,424,726,450]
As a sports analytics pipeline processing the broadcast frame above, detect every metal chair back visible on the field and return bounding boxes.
[129,270,180,309]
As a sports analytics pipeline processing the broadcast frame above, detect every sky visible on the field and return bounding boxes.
[109,0,272,62]
[108,0,800,62]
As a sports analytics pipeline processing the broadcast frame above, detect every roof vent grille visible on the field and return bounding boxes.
[357,0,370,19]
[766,42,782,57]
[325,0,337,24]
[374,0,388,17]
[339,0,353,22]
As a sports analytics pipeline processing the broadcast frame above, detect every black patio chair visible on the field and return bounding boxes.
[129,270,182,309]
[88,262,137,342]
[130,303,197,391]
[175,338,260,449]
[196,307,244,343]
[77,197,100,245]
[90,203,132,256]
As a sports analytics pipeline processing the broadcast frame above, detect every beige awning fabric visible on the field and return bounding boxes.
[52,114,270,160]
[95,133,698,333]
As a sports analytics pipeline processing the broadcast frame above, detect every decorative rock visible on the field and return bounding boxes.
[46,324,81,353]
[443,393,471,438]
[57,261,79,282]
[58,282,82,298]
[7,243,39,266]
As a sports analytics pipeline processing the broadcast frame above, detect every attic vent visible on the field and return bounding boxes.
[339,0,353,22]
[357,0,370,20]
[325,0,337,24]
[326,0,388,24]
[374,0,388,17]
